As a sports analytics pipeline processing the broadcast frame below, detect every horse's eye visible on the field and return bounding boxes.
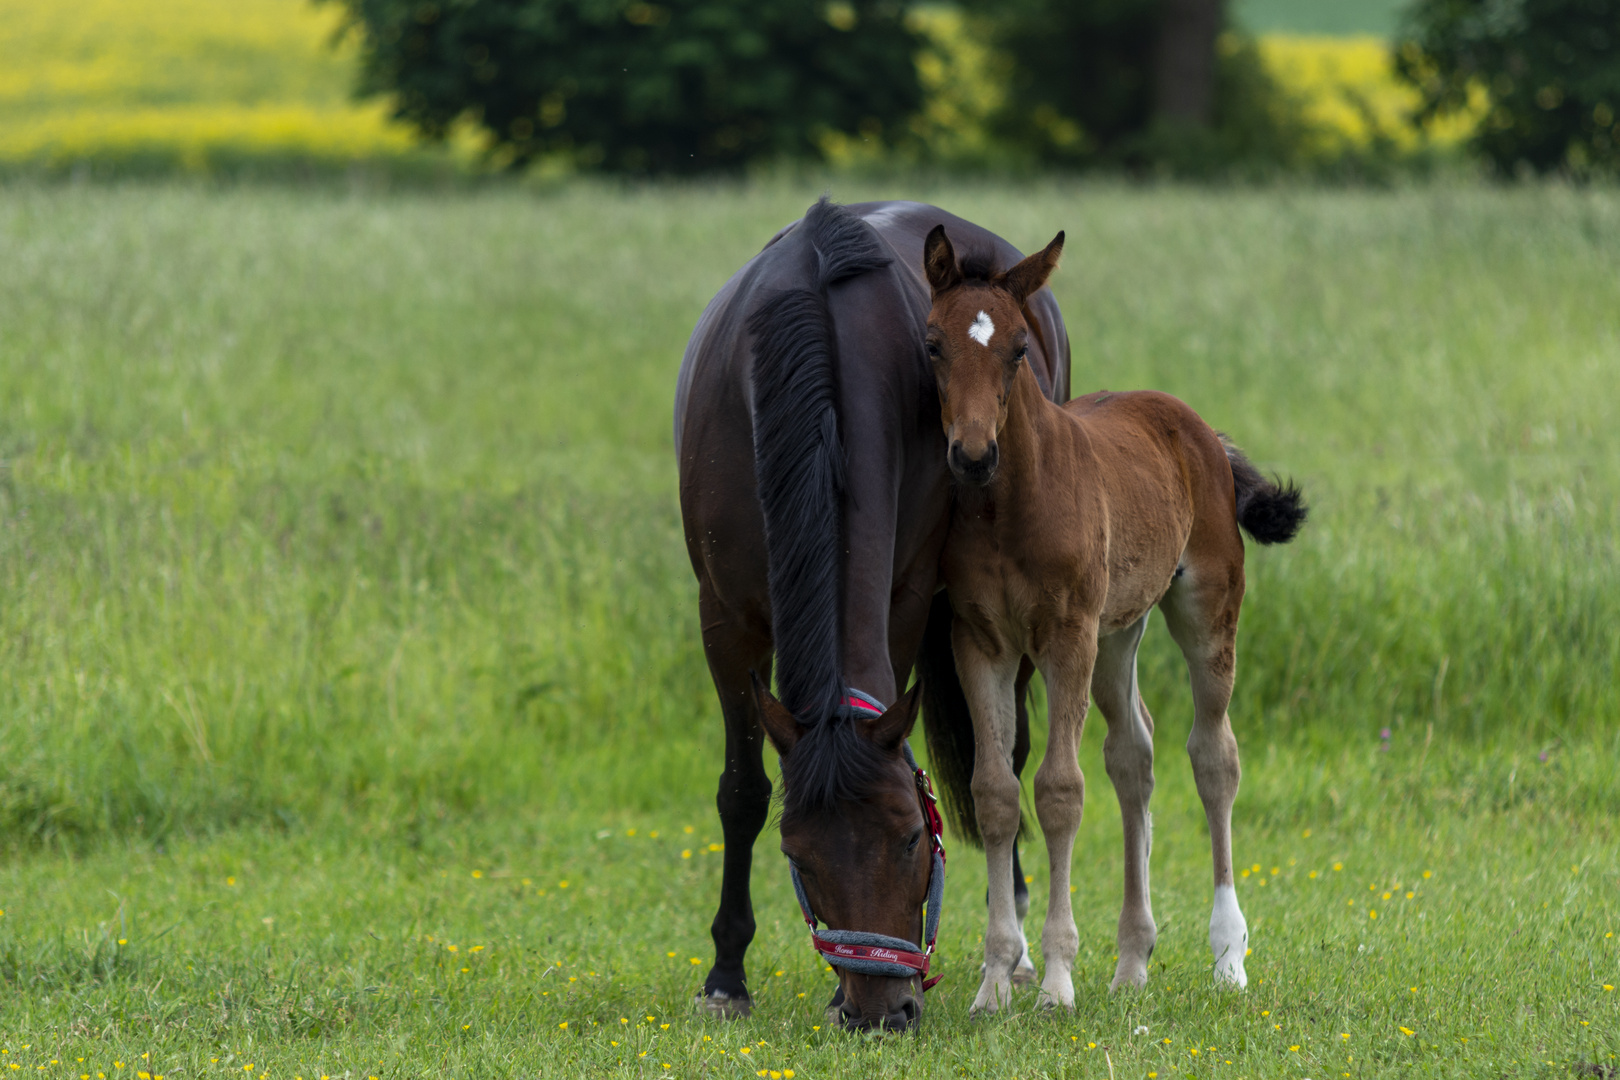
[906,830,922,852]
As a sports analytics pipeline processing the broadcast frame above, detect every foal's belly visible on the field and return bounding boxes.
[952,537,1183,661]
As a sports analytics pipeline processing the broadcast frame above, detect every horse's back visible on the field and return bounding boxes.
[849,202,1070,403]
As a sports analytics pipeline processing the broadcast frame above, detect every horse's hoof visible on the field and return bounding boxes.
[696,990,752,1018]
[1011,960,1039,988]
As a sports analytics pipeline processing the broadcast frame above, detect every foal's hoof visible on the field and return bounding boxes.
[696,989,752,1018]
[1212,956,1249,990]
[969,978,1013,1018]
[1108,963,1150,993]
[1011,958,1039,988]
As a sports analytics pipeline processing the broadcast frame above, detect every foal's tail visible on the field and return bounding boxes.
[1219,435,1308,545]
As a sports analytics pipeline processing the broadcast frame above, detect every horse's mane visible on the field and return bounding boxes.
[747,197,893,816]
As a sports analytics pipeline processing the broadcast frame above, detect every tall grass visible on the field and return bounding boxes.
[1,180,1617,856]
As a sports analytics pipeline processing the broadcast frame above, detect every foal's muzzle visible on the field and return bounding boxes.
[949,439,998,486]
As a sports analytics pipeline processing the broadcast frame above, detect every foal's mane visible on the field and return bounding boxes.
[747,198,894,816]
[955,246,1004,284]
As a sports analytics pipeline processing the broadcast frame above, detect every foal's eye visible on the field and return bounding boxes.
[925,341,941,358]
[1015,345,1029,362]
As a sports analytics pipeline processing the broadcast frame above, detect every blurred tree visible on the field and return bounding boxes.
[958,0,1295,170]
[1155,0,1226,125]
[329,0,924,173]
[1398,0,1620,174]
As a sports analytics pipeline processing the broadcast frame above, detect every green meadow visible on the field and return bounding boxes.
[0,179,1617,1077]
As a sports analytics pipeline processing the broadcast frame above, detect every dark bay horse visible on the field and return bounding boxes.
[919,225,1305,1012]
[674,199,1069,1029]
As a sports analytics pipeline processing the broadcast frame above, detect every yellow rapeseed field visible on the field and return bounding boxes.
[1256,34,1484,159]
[0,0,425,170]
[0,0,1478,173]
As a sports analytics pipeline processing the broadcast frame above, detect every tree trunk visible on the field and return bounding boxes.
[1152,0,1225,126]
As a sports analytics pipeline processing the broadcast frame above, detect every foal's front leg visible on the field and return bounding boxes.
[953,623,1023,1017]
[1031,631,1097,1009]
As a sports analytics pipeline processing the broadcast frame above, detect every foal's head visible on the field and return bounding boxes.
[923,225,1064,486]
[752,677,931,1032]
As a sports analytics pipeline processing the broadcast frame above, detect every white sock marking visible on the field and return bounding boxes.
[1210,883,1249,988]
[968,310,995,346]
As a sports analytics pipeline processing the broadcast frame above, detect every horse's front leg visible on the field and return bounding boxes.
[696,589,774,1017]
[953,620,1023,1017]
[1031,624,1098,1009]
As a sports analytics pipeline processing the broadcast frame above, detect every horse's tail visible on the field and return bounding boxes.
[916,591,981,846]
[747,198,889,723]
[1220,435,1308,545]
[917,591,1032,849]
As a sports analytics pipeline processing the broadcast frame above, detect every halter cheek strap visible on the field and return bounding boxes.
[787,689,948,992]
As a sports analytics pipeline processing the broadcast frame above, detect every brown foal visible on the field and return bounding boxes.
[922,225,1305,1013]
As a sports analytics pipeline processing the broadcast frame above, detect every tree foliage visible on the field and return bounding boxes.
[1398,0,1620,174]
[331,0,924,174]
[955,0,1299,172]
[958,0,1161,162]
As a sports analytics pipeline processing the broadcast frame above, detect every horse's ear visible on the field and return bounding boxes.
[868,682,923,752]
[924,225,962,297]
[750,670,800,756]
[1000,230,1064,305]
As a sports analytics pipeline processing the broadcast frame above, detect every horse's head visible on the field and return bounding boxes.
[751,675,933,1032]
[923,224,1064,486]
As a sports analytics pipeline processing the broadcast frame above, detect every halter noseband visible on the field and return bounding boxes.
[787,689,947,992]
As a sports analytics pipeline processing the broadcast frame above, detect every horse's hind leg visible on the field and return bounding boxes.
[1093,615,1157,991]
[696,585,774,1016]
[1161,558,1249,988]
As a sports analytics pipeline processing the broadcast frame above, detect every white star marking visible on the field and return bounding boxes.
[968,310,995,346]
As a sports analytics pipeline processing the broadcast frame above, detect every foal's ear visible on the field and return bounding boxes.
[923,224,963,297]
[1000,230,1065,305]
[750,670,801,756]
[868,682,923,752]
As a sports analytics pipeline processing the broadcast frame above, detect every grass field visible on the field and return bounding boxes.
[1234,0,1407,36]
[1,178,1618,1076]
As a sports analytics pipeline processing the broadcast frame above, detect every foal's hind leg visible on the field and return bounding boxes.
[1092,615,1158,991]
[1010,656,1039,987]
[1161,562,1249,988]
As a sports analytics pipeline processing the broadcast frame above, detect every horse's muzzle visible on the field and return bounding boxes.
[948,439,998,486]
[833,977,923,1032]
